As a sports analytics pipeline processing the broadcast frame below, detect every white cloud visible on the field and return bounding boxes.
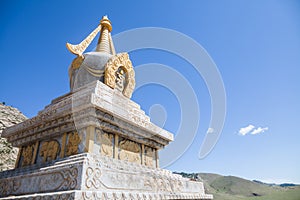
[238,125,269,136]
[239,125,255,136]
[207,128,214,134]
[251,127,269,135]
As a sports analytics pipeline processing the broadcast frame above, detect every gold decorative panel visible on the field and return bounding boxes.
[66,132,81,156]
[40,140,60,163]
[144,146,154,167]
[118,138,141,164]
[100,132,114,157]
[21,144,34,167]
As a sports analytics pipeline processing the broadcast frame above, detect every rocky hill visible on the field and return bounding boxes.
[0,102,27,171]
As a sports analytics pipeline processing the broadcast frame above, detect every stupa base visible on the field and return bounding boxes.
[0,153,213,200]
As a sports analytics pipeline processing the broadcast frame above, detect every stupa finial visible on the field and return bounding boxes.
[66,15,116,57]
[96,15,115,54]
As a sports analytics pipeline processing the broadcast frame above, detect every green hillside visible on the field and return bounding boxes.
[175,172,300,200]
[210,175,279,196]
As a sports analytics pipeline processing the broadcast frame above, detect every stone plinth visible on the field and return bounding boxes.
[0,80,213,199]
[0,153,213,199]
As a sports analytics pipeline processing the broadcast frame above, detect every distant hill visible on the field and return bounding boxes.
[174,172,300,200]
[253,180,299,187]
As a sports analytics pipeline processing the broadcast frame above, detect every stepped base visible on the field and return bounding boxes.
[0,153,213,200]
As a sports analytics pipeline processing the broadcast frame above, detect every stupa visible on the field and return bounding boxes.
[0,16,213,199]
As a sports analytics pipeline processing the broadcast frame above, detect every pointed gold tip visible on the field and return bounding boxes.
[66,42,80,56]
[100,15,112,32]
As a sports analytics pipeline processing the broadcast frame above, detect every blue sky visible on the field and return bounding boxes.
[1,1,300,184]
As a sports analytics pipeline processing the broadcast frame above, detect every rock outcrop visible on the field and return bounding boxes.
[0,102,27,171]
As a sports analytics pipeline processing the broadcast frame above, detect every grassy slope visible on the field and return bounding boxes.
[197,173,300,200]
[253,187,300,200]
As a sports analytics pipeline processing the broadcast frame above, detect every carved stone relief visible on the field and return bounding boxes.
[0,179,21,196]
[144,146,154,167]
[0,166,78,197]
[86,167,102,189]
[115,67,126,92]
[104,53,135,98]
[118,138,141,164]
[66,132,81,156]
[100,132,114,157]
[40,140,60,163]
[21,143,35,167]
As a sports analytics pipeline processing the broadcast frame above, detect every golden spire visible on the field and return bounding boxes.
[66,15,116,57]
[96,16,115,54]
